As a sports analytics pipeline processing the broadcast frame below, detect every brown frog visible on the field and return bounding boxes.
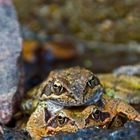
[41,67,104,106]
[22,67,103,111]
[26,95,140,139]
[14,67,103,129]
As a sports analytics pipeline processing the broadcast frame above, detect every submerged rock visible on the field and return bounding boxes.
[41,121,140,140]
[0,0,22,124]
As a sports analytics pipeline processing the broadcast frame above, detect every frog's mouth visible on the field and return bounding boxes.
[42,86,104,107]
[42,94,82,107]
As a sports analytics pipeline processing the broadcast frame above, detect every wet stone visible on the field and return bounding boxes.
[41,121,140,140]
[0,0,22,124]
[1,127,31,140]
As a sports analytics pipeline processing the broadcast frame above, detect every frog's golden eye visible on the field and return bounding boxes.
[51,80,63,94]
[57,116,68,126]
[47,115,69,128]
[92,109,110,122]
[87,75,100,88]
[92,109,101,121]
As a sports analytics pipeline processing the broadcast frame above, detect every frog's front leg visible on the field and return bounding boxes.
[26,101,63,139]
[20,99,39,115]
[26,101,51,139]
[26,127,59,140]
[116,100,140,121]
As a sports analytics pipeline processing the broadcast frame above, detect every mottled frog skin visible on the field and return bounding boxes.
[26,95,140,139]
[25,67,103,108]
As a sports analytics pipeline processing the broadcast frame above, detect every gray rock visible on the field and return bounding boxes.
[113,64,140,76]
[0,1,22,124]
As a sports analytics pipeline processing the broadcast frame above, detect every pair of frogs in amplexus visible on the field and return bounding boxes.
[26,67,140,139]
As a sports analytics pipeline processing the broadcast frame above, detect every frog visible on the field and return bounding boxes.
[26,95,140,139]
[20,67,103,114]
[40,67,104,106]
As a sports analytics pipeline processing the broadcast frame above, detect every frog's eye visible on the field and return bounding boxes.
[87,75,100,88]
[91,109,110,122]
[51,80,63,94]
[47,115,69,128]
[57,116,68,126]
[92,109,101,121]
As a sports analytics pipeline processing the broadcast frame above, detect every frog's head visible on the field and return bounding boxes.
[26,101,111,138]
[45,105,110,135]
[41,67,104,106]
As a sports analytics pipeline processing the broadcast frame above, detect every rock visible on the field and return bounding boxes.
[0,0,22,124]
[41,121,140,140]
[1,127,31,140]
[113,64,140,76]
[98,74,140,104]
